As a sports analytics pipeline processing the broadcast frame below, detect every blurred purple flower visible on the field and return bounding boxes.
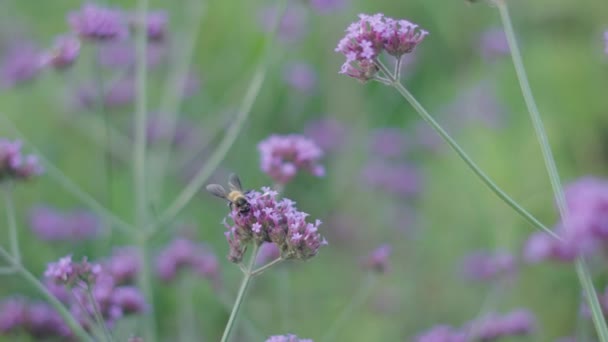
[68,3,127,41]
[223,188,327,262]
[360,160,422,197]
[105,77,135,107]
[111,286,147,315]
[129,11,168,41]
[0,41,42,88]
[0,139,43,182]
[104,247,140,284]
[256,242,281,266]
[40,34,81,70]
[303,118,348,153]
[44,280,71,304]
[258,134,325,184]
[369,127,409,159]
[461,250,517,281]
[442,81,505,129]
[524,177,608,263]
[29,206,101,241]
[266,334,313,342]
[97,40,166,69]
[156,238,220,285]
[361,244,391,273]
[309,0,349,14]
[467,309,537,341]
[414,325,466,342]
[258,4,308,43]
[480,28,509,60]
[44,255,101,286]
[0,298,70,339]
[283,61,317,93]
[335,14,427,82]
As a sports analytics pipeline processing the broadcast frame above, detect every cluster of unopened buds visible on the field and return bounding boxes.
[0,139,43,183]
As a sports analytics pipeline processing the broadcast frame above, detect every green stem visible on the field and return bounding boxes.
[251,257,283,277]
[136,236,157,342]
[86,285,114,342]
[0,247,92,341]
[220,244,260,342]
[147,0,288,239]
[177,274,197,341]
[3,184,20,264]
[374,60,559,239]
[320,273,378,342]
[496,2,608,339]
[217,290,264,341]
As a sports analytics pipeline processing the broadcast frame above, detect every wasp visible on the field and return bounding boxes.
[206,173,251,214]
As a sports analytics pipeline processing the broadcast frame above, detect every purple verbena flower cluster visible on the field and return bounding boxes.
[0,139,43,182]
[43,254,147,329]
[223,188,326,263]
[414,325,466,342]
[361,244,392,273]
[466,309,537,340]
[258,134,325,184]
[256,242,281,266]
[461,250,517,282]
[266,334,313,342]
[0,297,71,339]
[523,177,608,263]
[480,28,510,61]
[40,35,81,70]
[103,247,141,284]
[68,4,127,41]
[0,41,43,87]
[303,118,349,153]
[128,11,168,41]
[155,237,220,285]
[28,205,101,241]
[335,13,428,82]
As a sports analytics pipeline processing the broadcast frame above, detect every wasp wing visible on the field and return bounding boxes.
[228,173,244,192]
[206,184,228,199]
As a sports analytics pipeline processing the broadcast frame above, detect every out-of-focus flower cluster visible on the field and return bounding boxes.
[414,308,536,341]
[258,134,325,184]
[0,139,43,182]
[0,297,71,339]
[155,237,220,287]
[265,334,313,342]
[461,250,517,282]
[223,187,326,263]
[28,206,101,241]
[335,13,428,82]
[361,244,392,273]
[523,177,608,263]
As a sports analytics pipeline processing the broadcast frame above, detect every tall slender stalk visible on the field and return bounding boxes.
[86,286,114,342]
[3,183,20,264]
[495,2,608,340]
[220,244,260,342]
[147,0,288,239]
[0,247,92,341]
[374,61,558,239]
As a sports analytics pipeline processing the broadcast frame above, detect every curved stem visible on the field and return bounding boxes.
[320,273,378,342]
[251,257,283,277]
[3,184,20,264]
[375,60,558,239]
[0,247,92,341]
[220,244,260,342]
[147,0,288,239]
[496,2,608,339]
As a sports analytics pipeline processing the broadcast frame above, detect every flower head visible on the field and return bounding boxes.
[480,28,509,60]
[283,62,317,93]
[0,41,42,88]
[266,334,313,342]
[44,255,101,286]
[335,13,427,81]
[222,189,326,262]
[256,242,281,266]
[0,298,70,339]
[304,118,348,153]
[68,3,127,41]
[0,139,42,181]
[104,247,141,284]
[29,206,101,241]
[258,134,325,184]
[414,325,466,342]
[361,244,392,273]
[467,309,537,340]
[461,250,517,281]
[129,11,168,41]
[41,35,81,70]
[155,238,220,285]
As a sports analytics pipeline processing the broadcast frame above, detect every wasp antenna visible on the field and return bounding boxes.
[206,184,228,199]
[228,173,244,192]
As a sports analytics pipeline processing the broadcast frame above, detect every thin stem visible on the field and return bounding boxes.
[251,257,283,277]
[3,184,20,264]
[86,285,114,342]
[320,273,378,342]
[220,244,260,342]
[0,114,134,235]
[497,2,608,339]
[177,274,197,342]
[217,290,264,341]
[374,60,559,239]
[136,236,157,342]
[147,0,288,239]
[150,0,206,204]
[0,247,92,341]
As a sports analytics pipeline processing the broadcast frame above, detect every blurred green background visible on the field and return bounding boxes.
[0,0,608,340]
